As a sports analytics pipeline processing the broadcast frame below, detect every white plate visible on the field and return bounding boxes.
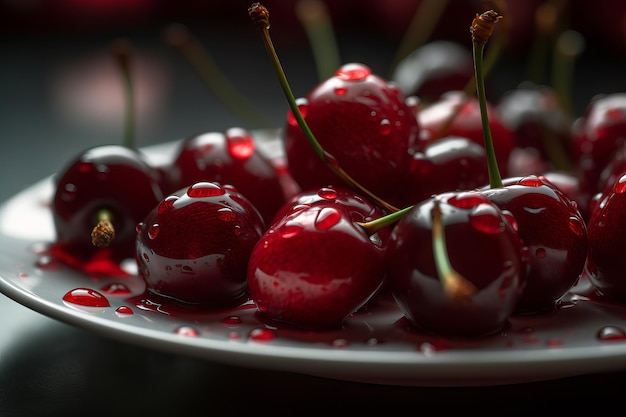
[2,137,626,387]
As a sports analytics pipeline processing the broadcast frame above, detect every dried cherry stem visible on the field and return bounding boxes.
[295,0,341,81]
[164,23,273,129]
[249,2,399,213]
[387,0,450,78]
[431,199,477,301]
[471,10,503,189]
[91,209,115,248]
[112,39,136,149]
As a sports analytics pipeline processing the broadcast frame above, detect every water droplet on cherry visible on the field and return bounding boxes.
[187,182,225,198]
[335,63,371,81]
[315,207,341,231]
[225,127,255,159]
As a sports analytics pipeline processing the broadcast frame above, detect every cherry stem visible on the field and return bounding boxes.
[249,2,400,213]
[552,29,585,119]
[295,0,341,81]
[431,199,476,300]
[470,10,503,189]
[91,209,115,248]
[357,205,413,236]
[164,23,274,129]
[113,39,136,149]
[387,0,450,78]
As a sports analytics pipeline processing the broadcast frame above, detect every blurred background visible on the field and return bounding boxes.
[1,0,626,203]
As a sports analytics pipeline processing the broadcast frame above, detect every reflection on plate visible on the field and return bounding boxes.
[2,137,626,387]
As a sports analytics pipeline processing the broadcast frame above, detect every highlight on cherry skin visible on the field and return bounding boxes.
[135,181,265,308]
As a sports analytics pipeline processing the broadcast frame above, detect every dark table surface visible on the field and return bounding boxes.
[2,1,626,415]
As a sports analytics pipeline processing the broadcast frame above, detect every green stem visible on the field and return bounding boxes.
[113,39,135,149]
[164,24,274,129]
[473,36,503,188]
[357,205,413,235]
[295,0,341,81]
[249,3,400,213]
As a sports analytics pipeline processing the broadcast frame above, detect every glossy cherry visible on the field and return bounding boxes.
[585,173,626,302]
[481,175,588,314]
[52,145,164,272]
[164,127,287,225]
[385,191,527,337]
[247,202,387,330]
[283,62,419,206]
[397,135,488,207]
[418,90,516,178]
[136,181,265,307]
[391,40,475,104]
[571,93,626,203]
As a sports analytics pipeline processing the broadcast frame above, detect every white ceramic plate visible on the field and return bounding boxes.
[2,136,626,387]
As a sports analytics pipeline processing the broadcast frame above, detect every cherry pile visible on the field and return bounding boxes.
[47,3,626,339]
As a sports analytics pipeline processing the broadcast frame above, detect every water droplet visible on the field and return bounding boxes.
[334,87,347,95]
[18,272,28,278]
[502,210,518,231]
[175,325,200,337]
[187,182,225,198]
[331,338,349,348]
[217,207,236,222]
[280,222,303,239]
[379,119,392,135]
[287,98,308,126]
[221,315,242,326]
[225,127,255,159]
[335,63,371,81]
[115,306,134,316]
[157,196,177,214]
[446,193,490,209]
[249,327,275,341]
[63,288,110,307]
[315,207,341,231]
[101,282,131,295]
[148,223,159,239]
[597,326,626,341]
[518,176,544,187]
[468,204,505,234]
[317,187,338,200]
[615,174,626,194]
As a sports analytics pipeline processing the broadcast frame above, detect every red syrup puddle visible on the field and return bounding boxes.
[47,243,132,277]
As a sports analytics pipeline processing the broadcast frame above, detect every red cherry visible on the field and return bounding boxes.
[164,127,287,225]
[571,93,626,200]
[418,90,516,178]
[586,173,626,301]
[481,175,588,314]
[136,182,265,308]
[385,191,527,337]
[52,145,164,272]
[247,203,386,329]
[284,62,419,206]
[397,136,488,207]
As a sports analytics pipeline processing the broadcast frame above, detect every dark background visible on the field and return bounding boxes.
[1,0,626,415]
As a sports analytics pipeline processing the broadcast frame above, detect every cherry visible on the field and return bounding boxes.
[481,175,588,314]
[163,127,287,225]
[391,40,475,104]
[585,174,626,302]
[136,181,265,308]
[417,90,516,178]
[571,93,626,203]
[283,62,419,207]
[246,202,387,329]
[497,82,574,174]
[52,145,164,273]
[396,135,488,207]
[385,191,527,337]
